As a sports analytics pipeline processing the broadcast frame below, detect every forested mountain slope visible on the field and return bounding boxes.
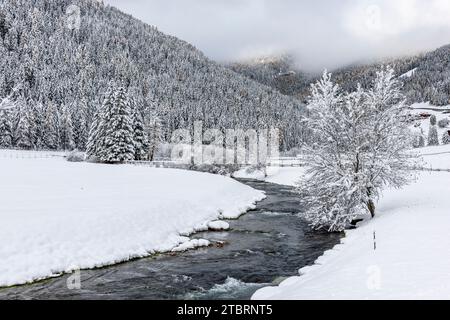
[229,45,450,107]
[228,55,314,99]
[0,0,305,151]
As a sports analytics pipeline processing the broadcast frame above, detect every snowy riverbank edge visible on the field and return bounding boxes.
[252,168,450,300]
[0,156,266,288]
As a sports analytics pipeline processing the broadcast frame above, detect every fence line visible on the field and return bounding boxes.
[124,157,304,169]
[0,149,305,168]
[414,166,450,173]
[0,149,67,159]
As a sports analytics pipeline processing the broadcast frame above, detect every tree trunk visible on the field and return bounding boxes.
[367,199,376,218]
[367,187,375,218]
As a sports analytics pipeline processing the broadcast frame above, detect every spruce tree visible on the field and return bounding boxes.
[59,105,75,151]
[72,100,89,150]
[86,105,107,161]
[0,110,13,147]
[42,103,59,150]
[442,131,450,145]
[147,111,163,161]
[428,125,439,146]
[131,100,149,160]
[16,108,34,150]
[96,87,135,163]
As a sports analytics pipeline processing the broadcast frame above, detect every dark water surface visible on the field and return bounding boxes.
[0,179,342,300]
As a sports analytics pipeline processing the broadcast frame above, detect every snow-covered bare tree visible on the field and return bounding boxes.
[298,67,417,232]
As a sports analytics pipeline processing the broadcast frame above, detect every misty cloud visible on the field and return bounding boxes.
[104,0,450,71]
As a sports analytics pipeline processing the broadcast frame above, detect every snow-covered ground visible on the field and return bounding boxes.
[233,165,306,187]
[418,144,450,170]
[0,154,264,287]
[253,145,450,300]
[399,68,417,79]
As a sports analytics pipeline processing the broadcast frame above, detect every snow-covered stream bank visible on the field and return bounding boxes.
[0,179,341,299]
[253,145,450,300]
[0,155,264,287]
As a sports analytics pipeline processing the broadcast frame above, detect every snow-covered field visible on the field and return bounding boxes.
[0,154,265,287]
[253,145,450,300]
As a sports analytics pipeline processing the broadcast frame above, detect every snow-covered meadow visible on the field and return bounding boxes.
[0,154,264,287]
[253,144,450,300]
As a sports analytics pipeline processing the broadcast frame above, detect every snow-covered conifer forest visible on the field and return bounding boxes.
[0,0,306,153]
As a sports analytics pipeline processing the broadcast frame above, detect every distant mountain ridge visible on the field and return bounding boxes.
[228,45,450,106]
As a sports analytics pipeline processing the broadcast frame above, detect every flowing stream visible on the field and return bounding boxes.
[0,179,342,300]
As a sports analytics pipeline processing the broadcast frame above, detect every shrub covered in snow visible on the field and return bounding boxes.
[281,147,303,157]
[413,134,425,148]
[430,115,437,126]
[189,164,241,176]
[438,118,449,128]
[66,150,85,162]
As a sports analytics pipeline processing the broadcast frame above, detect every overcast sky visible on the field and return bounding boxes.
[104,0,450,72]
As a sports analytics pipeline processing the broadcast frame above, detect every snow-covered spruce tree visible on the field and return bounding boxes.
[42,102,59,150]
[298,68,416,232]
[442,131,450,145]
[146,111,163,161]
[428,125,439,146]
[16,107,34,150]
[0,110,13,147]
[59,105,75,151]
[131,99,149,161]
[86,90,115,161]
[95,87,135,163]
[438,118,449,128]
[72,100,89,150]
[86,110,105,161]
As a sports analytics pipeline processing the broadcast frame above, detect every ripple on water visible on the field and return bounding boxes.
[182,277,270,300]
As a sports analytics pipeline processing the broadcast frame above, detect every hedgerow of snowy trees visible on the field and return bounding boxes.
[0,0,306,153]
[298,67,417,232]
